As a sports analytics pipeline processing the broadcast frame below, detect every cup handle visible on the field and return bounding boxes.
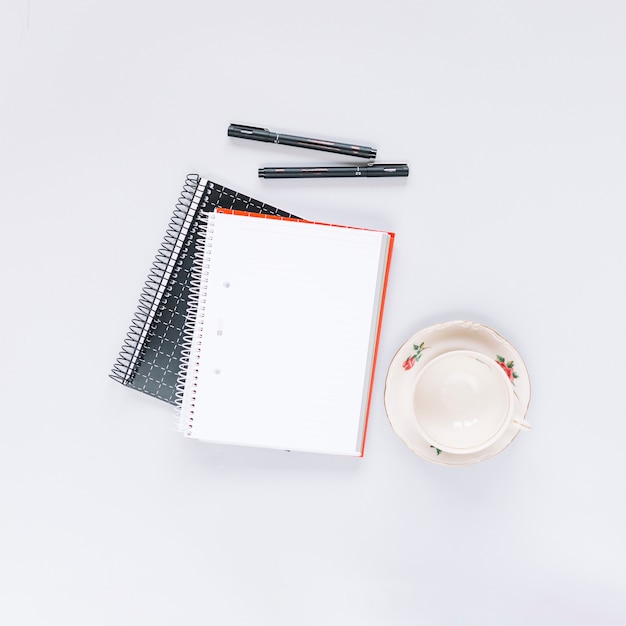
[512,419,532,431]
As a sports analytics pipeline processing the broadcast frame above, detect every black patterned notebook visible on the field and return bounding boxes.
[110,174,297,404]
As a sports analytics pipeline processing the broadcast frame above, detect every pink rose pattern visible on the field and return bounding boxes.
[402,342,426,371]
[496,355,519,383]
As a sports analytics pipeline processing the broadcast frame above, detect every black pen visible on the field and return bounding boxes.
[258,164,409,179]
[228,123,377,159]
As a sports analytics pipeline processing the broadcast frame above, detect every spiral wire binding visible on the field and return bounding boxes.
[175,211,214,435]
[110,174,208,386]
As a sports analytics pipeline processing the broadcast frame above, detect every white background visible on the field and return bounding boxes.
[1,1,625,625]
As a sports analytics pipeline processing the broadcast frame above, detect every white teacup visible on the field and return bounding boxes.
[412,350,531,454]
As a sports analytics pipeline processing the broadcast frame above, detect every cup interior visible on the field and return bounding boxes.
[412,350,514,454]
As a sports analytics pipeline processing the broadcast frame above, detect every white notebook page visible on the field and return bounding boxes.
[182,211,390,455]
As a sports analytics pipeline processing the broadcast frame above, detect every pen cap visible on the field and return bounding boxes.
[228,124,275,142]
[366,164,409,177]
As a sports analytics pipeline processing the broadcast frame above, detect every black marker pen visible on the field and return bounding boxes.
[229,123,377,159]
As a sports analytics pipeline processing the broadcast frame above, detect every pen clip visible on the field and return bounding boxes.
[229,123,269,133]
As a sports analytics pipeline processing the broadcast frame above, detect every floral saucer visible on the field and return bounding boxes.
[384,320,531,466]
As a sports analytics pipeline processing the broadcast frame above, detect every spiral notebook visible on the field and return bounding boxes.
[110,175,297,404]
[178,209,394,456]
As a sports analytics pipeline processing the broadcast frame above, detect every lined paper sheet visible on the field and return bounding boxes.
[182,211,391,455]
